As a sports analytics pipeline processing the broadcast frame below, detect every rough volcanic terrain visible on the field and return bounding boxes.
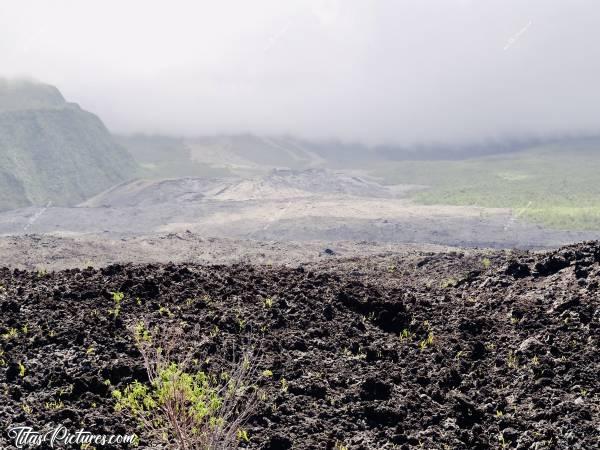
[0,242,598,449]
[1,169,598,249]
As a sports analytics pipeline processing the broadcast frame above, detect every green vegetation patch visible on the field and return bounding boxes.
[373,144,600,230]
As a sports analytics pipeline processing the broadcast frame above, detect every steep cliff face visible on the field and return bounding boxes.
[0,79,137,211]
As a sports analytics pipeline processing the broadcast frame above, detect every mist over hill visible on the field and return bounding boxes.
[0,79,138,211]
[117,131,600,176]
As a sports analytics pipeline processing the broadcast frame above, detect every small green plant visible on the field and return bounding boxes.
[280,378,288,393]
[263,297,274,308]
[22,403,32,414]
[498,432,510,449]
[2,328,18,341]
[261,369,273,377]
[0,349,5,366]
[507,351,519,369]
[113,362,224,427]
[58,385,74,397]
[399,328,412,342]
[158,306,173,318]
[86,346,95,355]
[18,362,26,377]
[496,410,504,417]
[418,331,435,351]
[441,277,458,288]
[482,257,491,269]
[334,441,349,450]
[21,324,28,335]
[134,321,152,344]
[45,400,64,410]
[113,324,259,449]
[109,291,124,319]
[342,346,366,360]
[237,429,250,443]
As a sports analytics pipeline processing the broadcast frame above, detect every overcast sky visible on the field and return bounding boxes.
[1,0,599,145]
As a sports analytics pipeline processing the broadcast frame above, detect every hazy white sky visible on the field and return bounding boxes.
[1,0,599,144]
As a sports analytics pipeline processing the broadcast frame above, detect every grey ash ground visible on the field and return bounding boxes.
[0,242,598,449]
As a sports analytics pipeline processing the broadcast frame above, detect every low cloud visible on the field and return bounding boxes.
[1,0,599,145]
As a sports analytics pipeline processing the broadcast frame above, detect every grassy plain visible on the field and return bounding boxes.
[372,143,600,230]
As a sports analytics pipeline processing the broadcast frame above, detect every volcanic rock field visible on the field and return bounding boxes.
[0,242,598,449]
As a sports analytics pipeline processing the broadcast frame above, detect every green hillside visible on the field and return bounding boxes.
[372,142,600,230]
[0,80,138,211]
